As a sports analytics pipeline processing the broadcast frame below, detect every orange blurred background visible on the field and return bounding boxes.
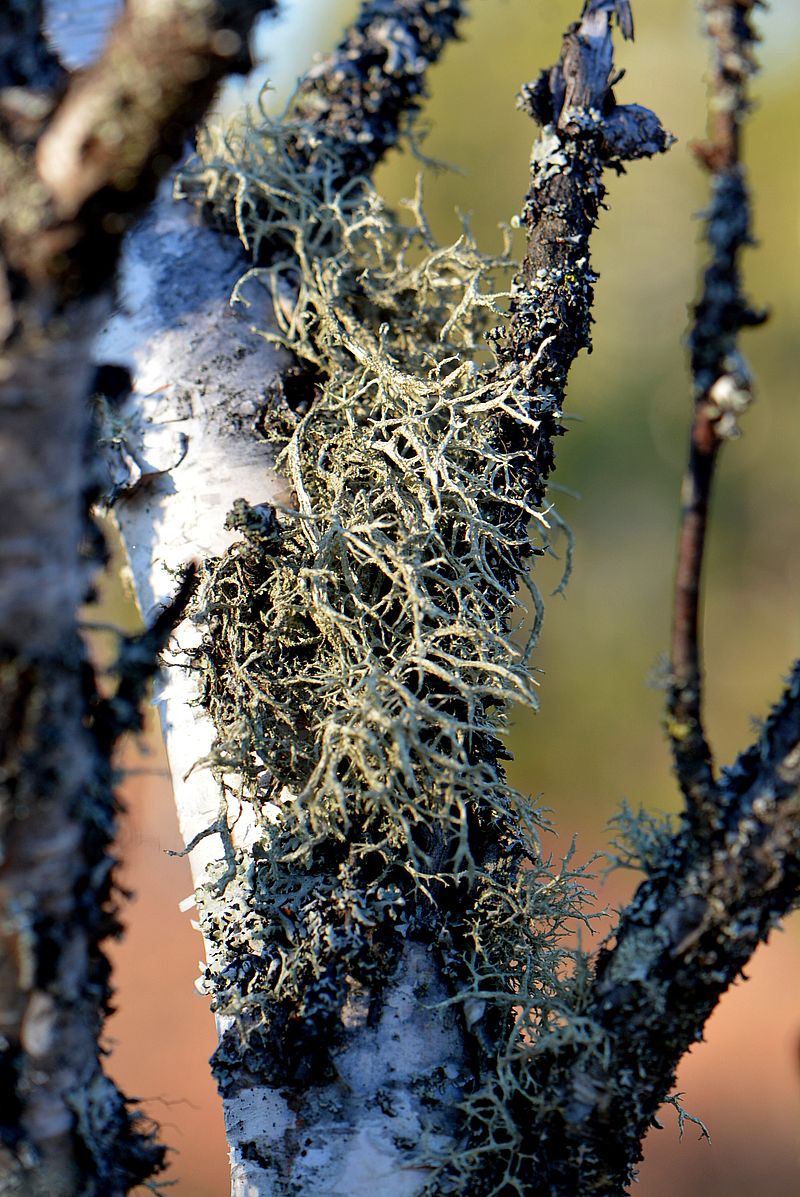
[90,1,800,1193]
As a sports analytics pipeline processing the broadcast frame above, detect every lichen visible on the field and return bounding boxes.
[607,800,678,878]
[177,100,597,1193]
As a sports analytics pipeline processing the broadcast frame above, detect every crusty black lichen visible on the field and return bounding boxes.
[289,0,465,184]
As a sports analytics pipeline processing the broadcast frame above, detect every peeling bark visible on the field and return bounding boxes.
[95,187,290,881]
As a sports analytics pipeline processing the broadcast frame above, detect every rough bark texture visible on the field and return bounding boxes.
[95,176,478,1196]
[0,305,167,1196]
[94,187,290,878]
[0,2,283,1192]
[289,0,465,181]
[495,0,669,532]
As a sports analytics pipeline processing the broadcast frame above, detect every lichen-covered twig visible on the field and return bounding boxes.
[667,0,765,819]
[494,0,669,527]
[288,0,464,183]
[186,0,465,252]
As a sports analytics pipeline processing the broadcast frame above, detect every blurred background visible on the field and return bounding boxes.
[61,1,800,1193]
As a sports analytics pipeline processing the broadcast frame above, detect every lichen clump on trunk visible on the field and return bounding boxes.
[178,102,595,1193]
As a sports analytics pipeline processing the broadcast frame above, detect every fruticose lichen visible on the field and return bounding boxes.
[177,99,599,1193]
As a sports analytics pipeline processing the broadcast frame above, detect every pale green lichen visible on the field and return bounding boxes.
[607,800,678,877]
[177,100,597,1193]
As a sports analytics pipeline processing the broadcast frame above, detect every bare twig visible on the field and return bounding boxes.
[668,0,765,819]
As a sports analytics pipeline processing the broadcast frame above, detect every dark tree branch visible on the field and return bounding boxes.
[0,0,279,297]
[491,0,669,521]
[0,572,196,1196]
[288,0,465,184]
[0,4,280,1192]
[502,6,800,1193]
[667,0,765,820]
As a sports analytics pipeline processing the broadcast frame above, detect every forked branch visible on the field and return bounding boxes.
[513,5,800,1192]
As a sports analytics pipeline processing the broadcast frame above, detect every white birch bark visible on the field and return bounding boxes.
[95,185,466,1196]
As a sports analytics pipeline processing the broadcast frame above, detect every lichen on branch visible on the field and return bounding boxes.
[181,109,594,1175]
[174,3,670,1183]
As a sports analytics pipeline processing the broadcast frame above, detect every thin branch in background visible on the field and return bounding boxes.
[667,0,766,820]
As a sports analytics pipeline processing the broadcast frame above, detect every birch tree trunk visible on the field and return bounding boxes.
[91,3,671,1193]
[94,188,472,1194]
